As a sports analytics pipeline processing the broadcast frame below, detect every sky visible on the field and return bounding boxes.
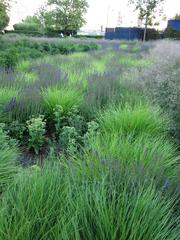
[9,0,180,30]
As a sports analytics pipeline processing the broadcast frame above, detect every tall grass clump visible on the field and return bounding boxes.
[0,163,178,240]
[16,60,31,73]
[0,165,76,240]
[42,87,83,116]
[83,133,179,178]
[75,178,179,240]
[8,87,42,123]
[0,88,19,122]
[0,88,19,107]
[0,124,19,193]
[119,55,152,67]
[99,103,169,137]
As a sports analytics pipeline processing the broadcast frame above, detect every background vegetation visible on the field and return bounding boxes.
[0,36,179,239]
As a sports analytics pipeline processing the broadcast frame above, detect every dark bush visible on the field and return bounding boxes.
[146,28,161,40]
[0,38,99,69]
[164,27,180,40]
[13,23,40,32]
[0,47,19,69]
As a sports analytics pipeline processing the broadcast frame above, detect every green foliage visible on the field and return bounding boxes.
[59,126,78,155]
[42,87,83,116]
[0,164,178,240]
[16,60,31,73]
[41,0,89,35]
[26,115,46,154]
[0,123,19,193]
[0,0,9,31]
[164,28,180,40]
[120,43,128,50]
[85,133,179,177]
[84,121,99,143]
[0,88,19,122]
[7,120,26,142]
[174,13,180,20]
[129,0,165,40]
[0,37,99,68]
[54,105,64,134]
[119,55,152,67]
[99,104,169,137]
[13,23,40,32]
[0,47,19,68]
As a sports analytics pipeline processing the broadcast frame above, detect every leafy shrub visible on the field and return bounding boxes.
[0,123,19,193]
[0,47,19,68]
[26,115,46,154]
[99,104,169,137]
[59,126,78,156]
[13,23,40,32]
[164,27,180,40]
[84,121,99,144]
[54,105,64,134]
[54,105,86,154]
[7,120,26,142]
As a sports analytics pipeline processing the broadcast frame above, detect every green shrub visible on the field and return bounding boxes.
[164,28,180,40]
[7,120,26,142]
[99,104,169,137]
[0,124,19,193]
[13,23,40,32]
[0,47,19,68]
[26,115,46,154]
[59,126,78,156]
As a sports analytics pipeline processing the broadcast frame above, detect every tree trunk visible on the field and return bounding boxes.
[143,15,148,41]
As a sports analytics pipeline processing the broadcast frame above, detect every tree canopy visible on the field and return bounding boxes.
[129,0,165,41]
[174,13,180,20]
[0,0,10,31]
[40,0,89,35]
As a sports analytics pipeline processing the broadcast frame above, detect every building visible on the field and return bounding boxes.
[105,27,143,40]
[167,20,180,31]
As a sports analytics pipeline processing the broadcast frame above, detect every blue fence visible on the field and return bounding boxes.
[105,27,143,40]
[167,20,180,31]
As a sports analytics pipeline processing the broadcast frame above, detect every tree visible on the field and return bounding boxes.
[129,0,165,41]
[0,0,10,31]
[41,0,88,35]
[174,13,180,20]
[23,15,41,26]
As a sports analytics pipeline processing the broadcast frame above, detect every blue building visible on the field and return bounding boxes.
[105,27,144,40]
[167,20,180,31]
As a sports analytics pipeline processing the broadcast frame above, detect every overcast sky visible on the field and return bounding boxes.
[9,0,180,30]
